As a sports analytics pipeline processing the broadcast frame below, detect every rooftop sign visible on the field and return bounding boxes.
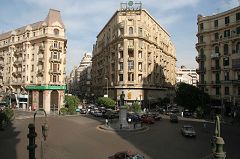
[120,1,142,11]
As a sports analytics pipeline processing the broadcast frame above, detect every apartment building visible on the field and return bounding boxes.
[0,9,67,113]
[176,66,199,86]
[196,6,240,111]
[92,2,176,105]
[68,53,92,98]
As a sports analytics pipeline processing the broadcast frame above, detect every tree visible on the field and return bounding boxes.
[175,83,210,112]
[65,95,80,114]
[96,97,115,109]
[131,101,141,113]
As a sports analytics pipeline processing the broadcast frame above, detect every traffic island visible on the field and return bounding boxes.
[97,122,149,132]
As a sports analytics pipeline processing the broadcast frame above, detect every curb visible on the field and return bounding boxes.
[97,125,149,133]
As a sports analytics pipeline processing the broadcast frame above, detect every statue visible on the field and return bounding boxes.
[120,91,125,106]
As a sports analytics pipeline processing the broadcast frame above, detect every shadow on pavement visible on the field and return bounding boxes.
[0,122,20,159]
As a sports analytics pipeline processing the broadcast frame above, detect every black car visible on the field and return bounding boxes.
[103,110,119,119]
[170,114,178,123]
[183,109,193,117]
[127,112,140,123]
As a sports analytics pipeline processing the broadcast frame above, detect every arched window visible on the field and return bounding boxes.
[224,44,228,55]
[236,42,240,53]
[129,27,133,35]
[215,46,219,53]
[54,29,59,36]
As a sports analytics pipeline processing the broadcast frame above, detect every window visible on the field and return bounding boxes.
[224,44,228,55]
[128,73,134,81]
[199,36,203,43]
[138,27,143,36]
[225,16,230,24]
[129,27,133,35]
[119,74,123,81]
[138,62,142,71]
[128,61,134,70]
[199,23,204,30]
[225,87,229,95]
[236,12,240,21]
[224,30,230,37]
[53,75,57,82]
[53,41,58,48]
[238,87,240,95]
[138,74,142,82]
[52,52,58,59]
[237,26,240,34]
[224,72,229,80]
[236,42,240,53]
[215,46,219,53]
[216,87,220,95]
[54,29,59,36]
[214,32,219,40]
[119,62,123,71]
[223,57,229,66]
[119,51,123,58]
[31,65,34,71]
[216,73,220,82]
[214,20,218,27]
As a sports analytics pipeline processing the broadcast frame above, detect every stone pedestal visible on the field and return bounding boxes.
[119,106,128,129]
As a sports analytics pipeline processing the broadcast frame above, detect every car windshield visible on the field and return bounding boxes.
[131,154,144,159]
[184,127,193,131]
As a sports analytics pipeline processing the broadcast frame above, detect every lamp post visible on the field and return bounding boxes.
[105,77,108,97]
[27,109,48,159]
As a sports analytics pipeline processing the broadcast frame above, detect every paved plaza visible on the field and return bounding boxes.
[0,112,240,159]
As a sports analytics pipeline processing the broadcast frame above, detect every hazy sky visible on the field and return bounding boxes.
[0,0,239,74]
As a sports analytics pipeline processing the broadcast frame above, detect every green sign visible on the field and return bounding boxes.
[26,85,66,90]
[128,1,133,6]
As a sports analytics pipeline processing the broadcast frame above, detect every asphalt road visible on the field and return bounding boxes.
[0,113,239,159]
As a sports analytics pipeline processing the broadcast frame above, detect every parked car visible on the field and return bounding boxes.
[183,109,193,117]
[103,110,119,119]
[170,114,178,123]
[181,125,196,137]
[93,110,103,117]
[148,112,162,121]
[109,150,145,159]
[80,108,87,114]
[141,114,155,124]
[127,112,141,123]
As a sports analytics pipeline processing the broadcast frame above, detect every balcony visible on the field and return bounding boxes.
[119,46,123,51]
[232,80,240,84]
[211,66,221,72]
[49,69,61,74]
[221,80,232,84]
[38,69,44,75]
[148,59,152,63]
[49,57,61,63]
[14,50,23,57]
[13,60,22,67]
[39,45,45,51]
[195,54,206,62]
[0,72,3,77]
[128,68,134,72]
[49,45,62,52]
[211,53,220,59]
[128,45,134,50]
[196,67,206,74]
[119,58,123,62]
[0,63,4,68]
[128,57,134,61]
[196,42,206,47]
[211,80,221,87]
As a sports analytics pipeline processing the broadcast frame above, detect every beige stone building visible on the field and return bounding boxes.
[0,9,67,114]
[176,66,198,86]
[92,2,176,105]
[196,6,240,112]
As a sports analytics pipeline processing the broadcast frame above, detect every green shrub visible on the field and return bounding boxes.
[97,97,115,109]
[65,95,80,115]
[59,107,68,115]
[3,108,15,122]
[131,102,141,113]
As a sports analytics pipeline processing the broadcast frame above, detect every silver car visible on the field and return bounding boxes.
[181,125,196,137]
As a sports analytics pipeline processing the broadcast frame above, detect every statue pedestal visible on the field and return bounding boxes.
[119,106,129,129]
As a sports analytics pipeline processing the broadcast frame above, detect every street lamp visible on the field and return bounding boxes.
[105,77,108,97]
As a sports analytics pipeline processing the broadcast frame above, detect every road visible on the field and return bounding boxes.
[0,112,239,159]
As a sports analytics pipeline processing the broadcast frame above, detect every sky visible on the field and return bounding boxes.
[0,0,239,74]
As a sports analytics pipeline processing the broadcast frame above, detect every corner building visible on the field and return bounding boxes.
[0,9,67,113]
[92,3,176,105]
[196,6,240,112]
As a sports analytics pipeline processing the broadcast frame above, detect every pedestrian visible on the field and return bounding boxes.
[203,122,207,129]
